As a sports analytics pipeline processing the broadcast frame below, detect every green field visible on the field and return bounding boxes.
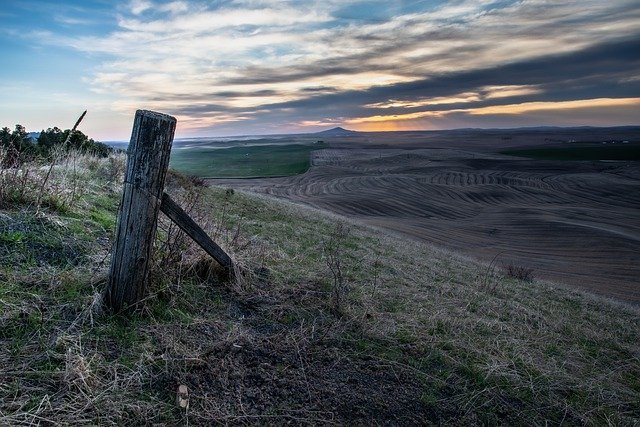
[169,142,327,177]
[502,144,640,161]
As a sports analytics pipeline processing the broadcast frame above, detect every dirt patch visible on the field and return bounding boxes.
[181,338,430,425]
[144,285,433,426]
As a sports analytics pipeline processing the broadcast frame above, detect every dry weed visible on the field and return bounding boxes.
[503,263,535,282]
[323,222,351,315]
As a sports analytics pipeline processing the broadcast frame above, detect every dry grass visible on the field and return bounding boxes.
[0,155,639,425]
[0,147,125,212]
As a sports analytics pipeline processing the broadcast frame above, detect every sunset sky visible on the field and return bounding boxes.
[1,0,639,140]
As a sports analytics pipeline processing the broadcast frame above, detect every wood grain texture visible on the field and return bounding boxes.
[160,192,234,273]
[106,110,177,313]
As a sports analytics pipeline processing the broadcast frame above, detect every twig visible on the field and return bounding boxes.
[35,110,87,214]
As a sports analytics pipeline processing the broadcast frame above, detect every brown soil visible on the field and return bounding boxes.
[144,282,437,426]
[209,133,640,304]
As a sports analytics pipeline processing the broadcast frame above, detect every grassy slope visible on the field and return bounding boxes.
[0,154,639,425]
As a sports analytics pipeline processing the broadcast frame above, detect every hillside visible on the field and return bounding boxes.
[0,151,639,425]
[314,127,359,137]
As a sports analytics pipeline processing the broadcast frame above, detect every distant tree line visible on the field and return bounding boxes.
[0,123,112,164]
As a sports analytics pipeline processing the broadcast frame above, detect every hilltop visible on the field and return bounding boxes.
[314,126,359,136]
[0,148,639,425]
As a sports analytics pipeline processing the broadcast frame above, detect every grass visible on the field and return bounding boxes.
[170,142,327,178]
[502,143,640,161]
[0,149,639,424]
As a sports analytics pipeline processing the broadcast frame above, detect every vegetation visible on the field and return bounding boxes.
[502,143,640,161]
[170,142,327,178]
[503,263,535,282]
[0,123,112,168]
[0,148,639,425]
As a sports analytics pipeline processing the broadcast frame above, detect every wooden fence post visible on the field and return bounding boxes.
[105,110,177,313]
[160,192,234,274]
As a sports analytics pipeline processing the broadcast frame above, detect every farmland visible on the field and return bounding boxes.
[208,127,640,303]
[169,138,327,178]
[502,143,640,161]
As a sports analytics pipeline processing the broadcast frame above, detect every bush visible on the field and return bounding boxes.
[503,263,534,282]
[323,222,351,314]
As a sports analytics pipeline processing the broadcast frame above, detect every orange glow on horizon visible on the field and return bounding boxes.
[346,97,640,126]
[348,120,434,132]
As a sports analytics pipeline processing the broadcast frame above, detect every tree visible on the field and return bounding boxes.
[0,127,11,147]
[34,126,112,157]
[37,127,63,150]
[11,124,32,152]
[2,118,113,160]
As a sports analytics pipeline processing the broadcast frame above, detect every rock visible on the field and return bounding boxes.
[176,384,189,410]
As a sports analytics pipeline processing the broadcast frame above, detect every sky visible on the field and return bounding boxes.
[1,0,639,140]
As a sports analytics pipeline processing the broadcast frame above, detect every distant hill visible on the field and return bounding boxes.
[314,127,359,136]
[103,140,129,150]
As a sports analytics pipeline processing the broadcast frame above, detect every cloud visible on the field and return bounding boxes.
[363,85,543,109]
[255,37,640,114]
[158,1,189,14]
[345,98,640,124]
[53,14,95,25]
[129,0,153,15]
[31,0,640,134]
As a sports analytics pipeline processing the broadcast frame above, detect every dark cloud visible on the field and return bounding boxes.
[300,86,338,93]
[211,2,640,90]
[167,36,640,134]
[269,38,639,115]
[213,89,279,97]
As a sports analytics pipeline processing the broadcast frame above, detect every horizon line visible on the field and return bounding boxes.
[96,123,640,143]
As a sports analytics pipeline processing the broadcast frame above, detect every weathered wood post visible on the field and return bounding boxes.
[160,192,234,272]
[106,110,177,313]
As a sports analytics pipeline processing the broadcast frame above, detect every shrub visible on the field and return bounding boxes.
[323,222,351,314]
[503,263,534,282]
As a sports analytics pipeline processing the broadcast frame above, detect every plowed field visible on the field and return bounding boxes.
[209,139,640,303]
